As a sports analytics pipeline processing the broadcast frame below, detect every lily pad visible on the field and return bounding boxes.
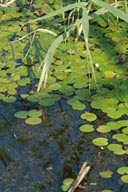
[79,124,94,132]
[92,137,108,146]
[25,117,42,125]
[67,98,86,110]
[117,167,128,175]
[121,175,128,183]
[102,190,113,192]
[107,144,125,155]
[99,170,113,178]
[112,134,128,144]
[122,127,128,134]
[80,112,97,122]
[14,111,28,119]
[3,96,16,103]
[39,98,55,106]
[28,110,42,117]
[97,125,111,133]
[61,178,74,192]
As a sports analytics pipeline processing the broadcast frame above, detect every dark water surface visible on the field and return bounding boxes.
[0,99,127,192]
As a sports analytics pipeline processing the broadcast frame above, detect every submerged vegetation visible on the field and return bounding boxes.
[0,0,128,191]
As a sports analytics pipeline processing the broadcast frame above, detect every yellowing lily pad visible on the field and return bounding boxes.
[97,125,111,133]
[61,178,74,192]
[121,175,128,183]
[25,117,42,125]
[80,112,97,122]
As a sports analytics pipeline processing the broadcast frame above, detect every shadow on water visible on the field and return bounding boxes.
[0,99,127,192]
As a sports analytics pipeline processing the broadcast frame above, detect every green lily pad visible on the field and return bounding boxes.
[107,144,125,155]
[122,127,128,134]
[14,111,28,119]
[99,170,113,178]
[117,167,128,175]
[59,84,74,96]
[112,134,128,144]
[25,117,42,125]
[3,96,16,103]
[107,110,123,119]
[117,120,128,128]
[61,178,74,192]
[79,124,94,132]
[67,98,86,110]
[106,122,120,130]
[80,112,97,122]
[92,137,108,146]
[28,110,42,117]
[102,190,113,192]
[39,98,55,106]
[121,175,128,183]
[97,125,111,133]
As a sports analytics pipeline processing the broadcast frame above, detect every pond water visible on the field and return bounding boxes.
[0,0,128,192]
[0,99,128,192]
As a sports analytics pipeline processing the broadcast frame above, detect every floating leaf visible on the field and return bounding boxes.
[63,178,74,186]
[107,122,120,130]
[117,120,128,128]
[39,98,55,106]
[107,110,123,119]
[121,175,128,183]
[122,127,128,134]
[112,134,128,144]
[91,100,102,109]
[80,112,97,122]
[28,110,42,117]
[92,137,108,146]
[25,117,42,125]
[97,125,111,133]
[14,111,28,119]
[102,190,113,192]
[61,178,74,192]
[59,84,74,96]
[117,167,128,175]
[79,124,94,132]
[67,98,86,110]
[104,70,117,78]
[99,170,113,178]
[107,144,125,155]
[3,96,16,103]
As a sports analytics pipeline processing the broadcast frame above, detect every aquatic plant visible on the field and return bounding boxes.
[21,0,128,91]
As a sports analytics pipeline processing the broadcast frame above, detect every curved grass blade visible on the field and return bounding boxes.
[91,0,128,22]
[26,2,88,24]
[37,33,67,92]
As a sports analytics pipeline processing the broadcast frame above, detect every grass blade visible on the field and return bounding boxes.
[91,0,128,22]
[27,2,88,24]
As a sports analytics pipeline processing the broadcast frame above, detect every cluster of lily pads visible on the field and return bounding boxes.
[14,109,42,125]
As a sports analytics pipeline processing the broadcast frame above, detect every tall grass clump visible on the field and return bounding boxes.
[22,0,128,92]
